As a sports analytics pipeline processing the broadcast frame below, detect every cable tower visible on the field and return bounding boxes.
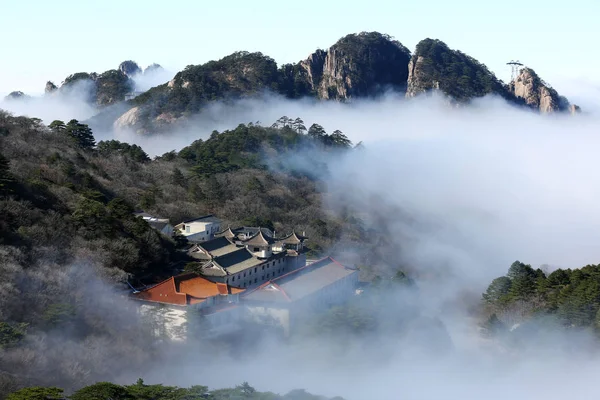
[507,60,524,81]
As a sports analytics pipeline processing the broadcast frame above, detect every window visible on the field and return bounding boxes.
[232,276,235,282]
[262,266,265,271]
[244,272,246,277]
[254,278,257,283]
[249,270,252,275]
[254,267,257,273]
[253,247,260,252]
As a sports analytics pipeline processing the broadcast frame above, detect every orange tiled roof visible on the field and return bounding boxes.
[134,272,244,306]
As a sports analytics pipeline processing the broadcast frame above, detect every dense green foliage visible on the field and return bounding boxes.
[97,140,150,162]
[61,69,133,106]
[8,380,342,400]
[96,69,134,106]
[412,38,514,102]
[63,72,95,86]
[177,117,351,176]
[135,51,279,117]
[483,261,600,331]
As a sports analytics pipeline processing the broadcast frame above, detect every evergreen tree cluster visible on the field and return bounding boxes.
[7,380,343,400]
[483,261,600,331]
[177,116,352,176]
[412,38,510,101]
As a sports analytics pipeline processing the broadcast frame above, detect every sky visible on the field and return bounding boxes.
[1,0,599,97]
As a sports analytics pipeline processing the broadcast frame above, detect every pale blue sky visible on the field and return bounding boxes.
[1,0,598,96]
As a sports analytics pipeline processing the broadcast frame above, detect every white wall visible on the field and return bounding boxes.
[179,221,221,241]
[225,257,291,289]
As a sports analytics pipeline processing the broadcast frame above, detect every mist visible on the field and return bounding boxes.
[3,85,600,399]
[105,93,600,399]
[132,66,175,93]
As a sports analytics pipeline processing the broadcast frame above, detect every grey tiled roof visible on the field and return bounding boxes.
[213,248,265,274]
[243,230,276,246]
[243,257,357,303]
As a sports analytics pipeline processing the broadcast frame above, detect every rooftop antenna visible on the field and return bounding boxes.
[507,60,524,82]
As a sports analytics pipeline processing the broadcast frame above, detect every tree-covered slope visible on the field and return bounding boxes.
[7,380,344,400]
[0,110,406,396]
[406,38,513,102]
[59,69,135,106]
[482,260,600,334]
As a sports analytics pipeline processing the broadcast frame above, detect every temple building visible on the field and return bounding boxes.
[187,227,307,289]
[132,273,244,341]
[242,257,359,336]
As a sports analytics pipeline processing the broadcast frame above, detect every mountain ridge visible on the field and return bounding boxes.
[4,32,578,132]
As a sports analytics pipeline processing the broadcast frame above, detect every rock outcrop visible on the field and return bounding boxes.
[299,49,327,92]
[4,91,28,101]
[60,69,133,107]
[119,60,142,77]
[569,104,581,114]
[301,32,411,100]
[45,81,57,94]
[107,32,579,133]
[509,68,569,113]
[114,106,143,130]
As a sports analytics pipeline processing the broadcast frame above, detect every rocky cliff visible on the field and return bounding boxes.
[119,60,142,77]
[301,32,412,100]
[4,91,29,101]
[45,81,57,94]
[59,68,134,106]
[509,68,570,113]
[105,32,578,133]
[406,38,511,101]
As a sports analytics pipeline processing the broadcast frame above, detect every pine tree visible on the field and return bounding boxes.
[48,119,66,133]
[308,123,326,139]
[330,129,352,148]
[483,276,512,304]
[66,119,96,149]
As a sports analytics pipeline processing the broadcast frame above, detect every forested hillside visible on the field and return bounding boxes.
[0,110,404,397]
[6,380,343,400]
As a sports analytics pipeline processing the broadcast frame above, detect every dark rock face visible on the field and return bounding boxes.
[301,32,412,100]
[45,81,57,94]
[60,70,133,106]
[119,60,142,77]
[299,49,327,94]
[4,91,28,101]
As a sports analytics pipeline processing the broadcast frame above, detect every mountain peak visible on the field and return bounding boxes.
[119,60,142,77]
[301,31,411,100]
[509,67,570,113]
